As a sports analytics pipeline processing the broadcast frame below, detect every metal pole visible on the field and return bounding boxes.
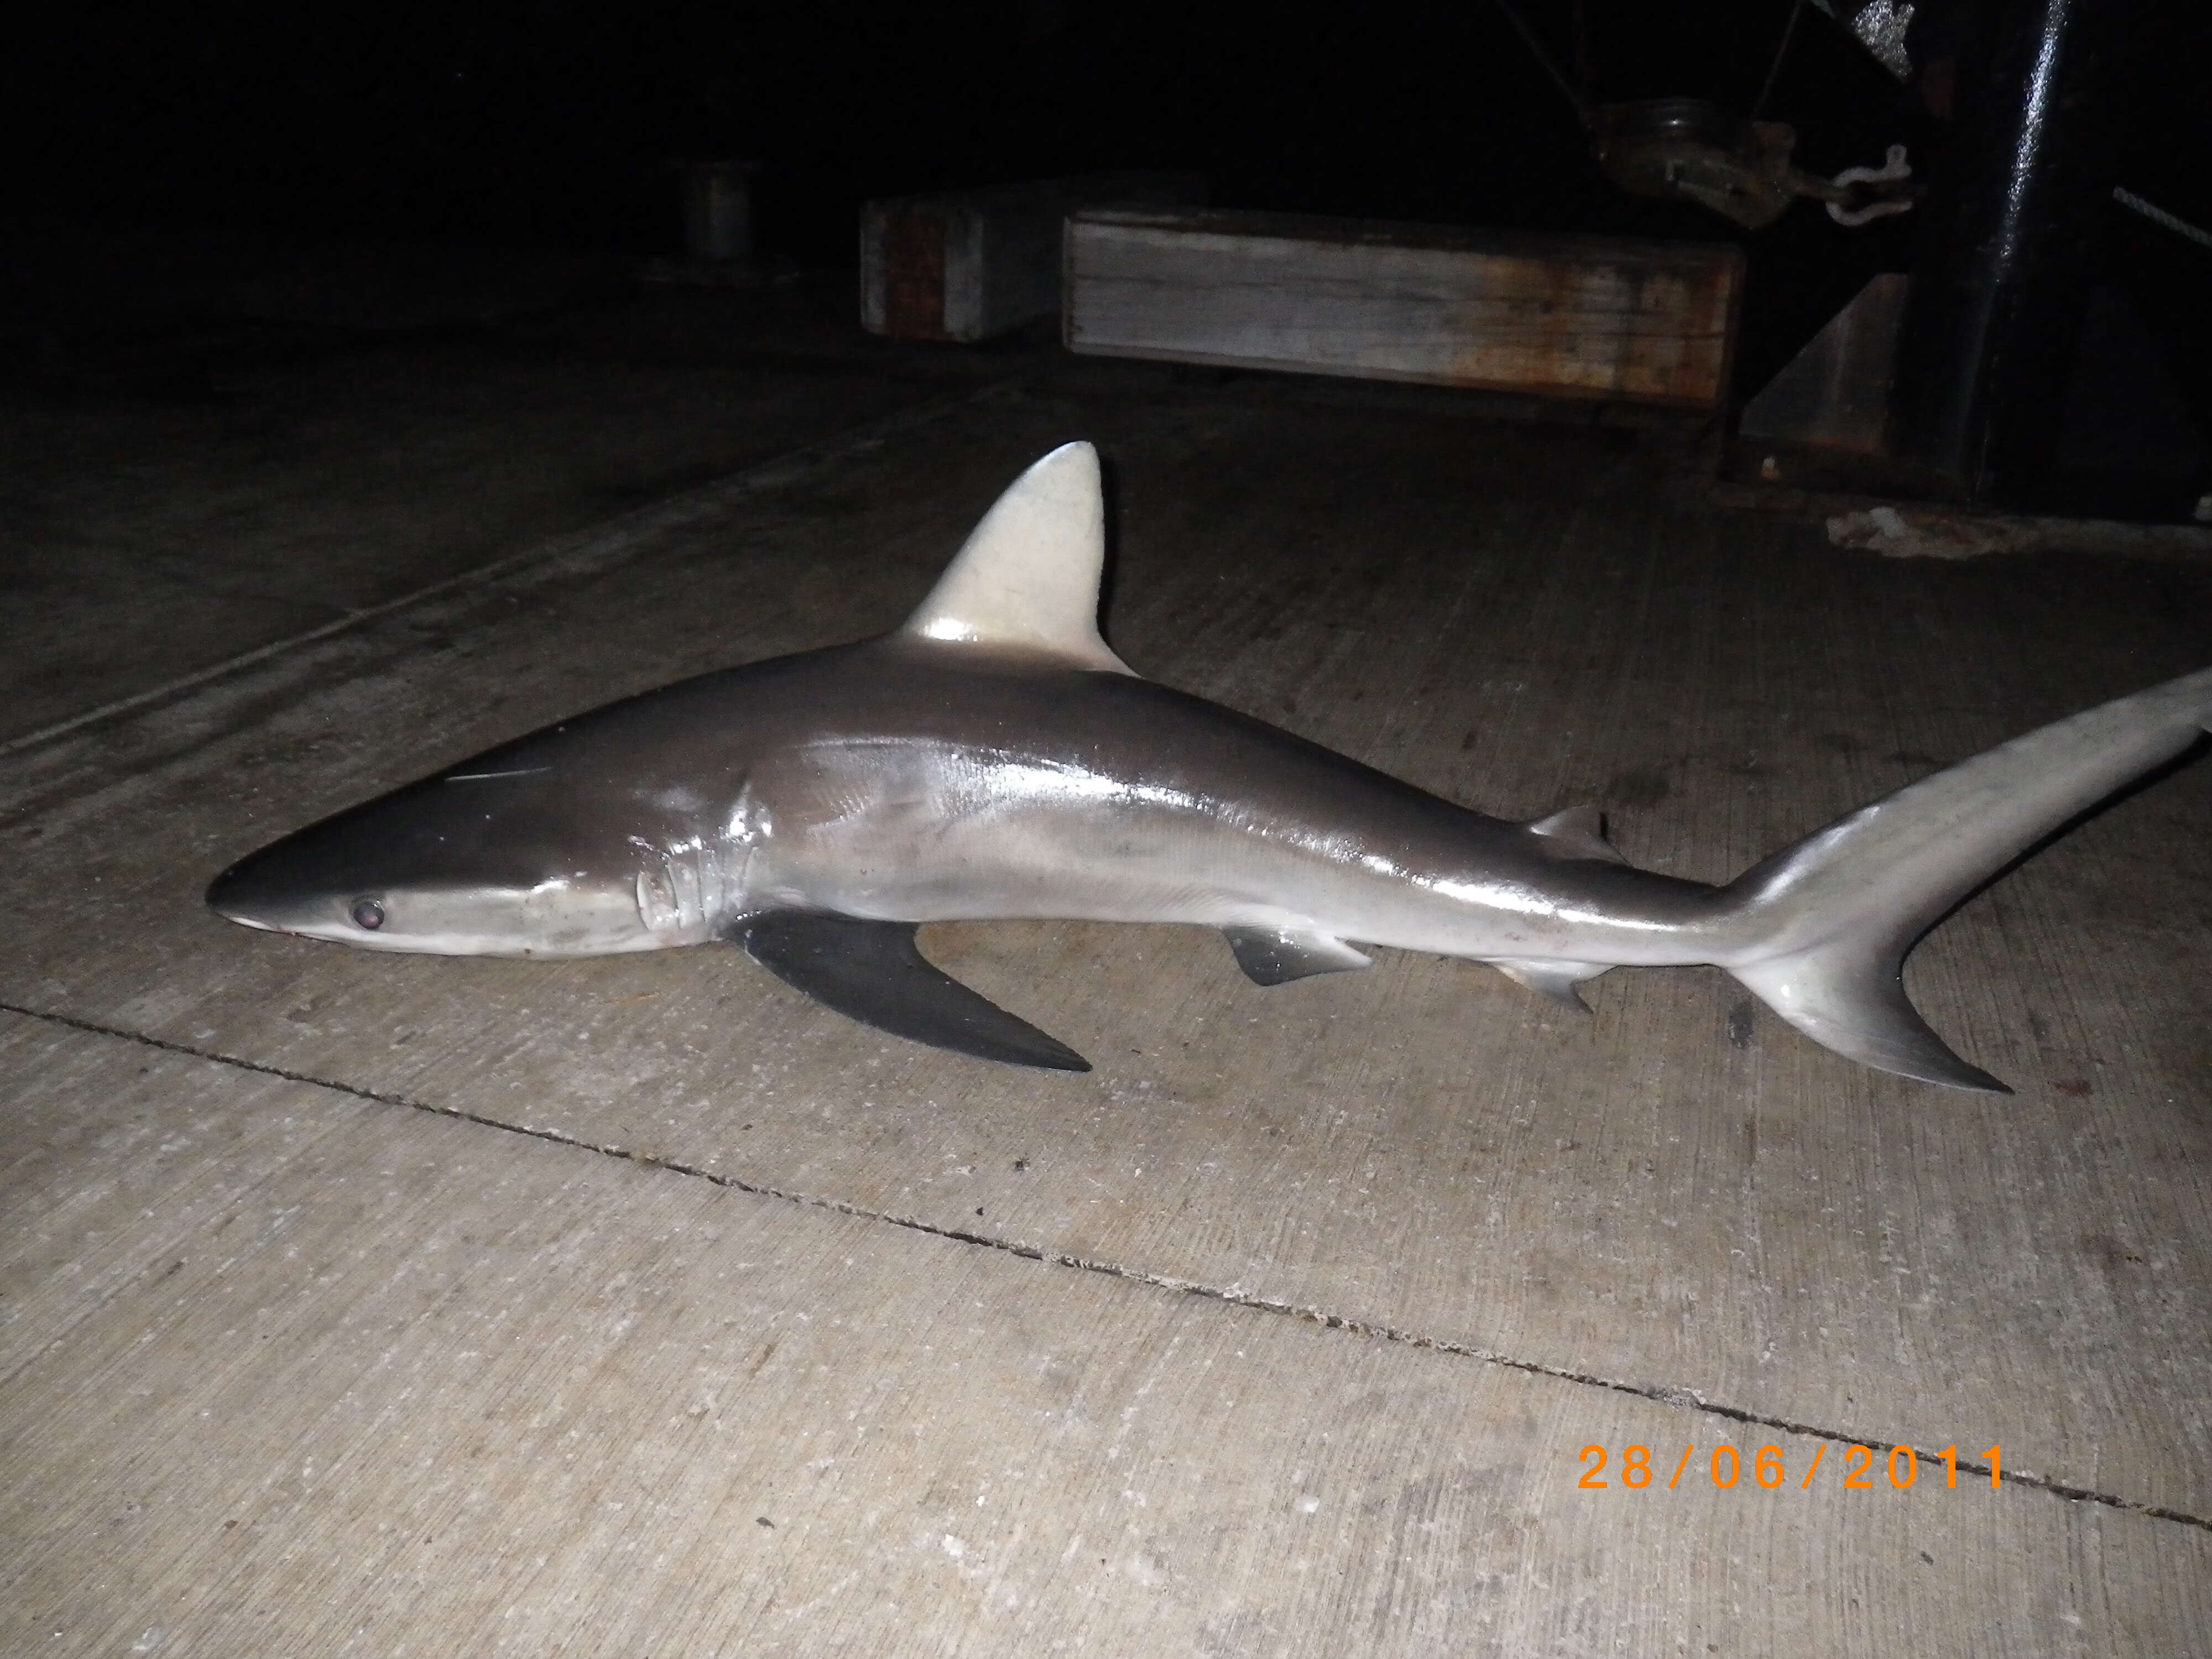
[1887,0,2136,503]
[676,161,764,265]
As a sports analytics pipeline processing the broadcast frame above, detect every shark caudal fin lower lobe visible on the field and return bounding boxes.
[1718,666,2212,1092]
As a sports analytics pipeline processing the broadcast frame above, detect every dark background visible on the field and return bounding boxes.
[7,1,2208,406]
[11,1,1950,251]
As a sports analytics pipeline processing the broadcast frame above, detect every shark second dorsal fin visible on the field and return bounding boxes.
[1525,805,1626,864]
[897,442,1135,675]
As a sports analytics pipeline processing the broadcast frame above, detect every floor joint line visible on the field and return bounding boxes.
[9,994,2207,1535]
[0,373,1030,759]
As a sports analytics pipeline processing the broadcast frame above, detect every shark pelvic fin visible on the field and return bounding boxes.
[1525,805,1626,864]
[734,912,1090,1071]
[1487,957,1610,1011]
[898,441,1135,675]
[1222,927,1373,985]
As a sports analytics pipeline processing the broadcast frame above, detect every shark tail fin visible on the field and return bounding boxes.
[1718,667,2212,1091]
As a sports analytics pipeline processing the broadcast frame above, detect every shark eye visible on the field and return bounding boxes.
[349,898,386,931]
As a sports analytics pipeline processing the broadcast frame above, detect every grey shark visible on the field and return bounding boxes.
[208,442,2212,1089]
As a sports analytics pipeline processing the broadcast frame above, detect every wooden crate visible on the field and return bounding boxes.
[1064,208,1744,408]
[862,173,1204,343]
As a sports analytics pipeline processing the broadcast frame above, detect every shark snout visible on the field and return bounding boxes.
[205,839,354,936]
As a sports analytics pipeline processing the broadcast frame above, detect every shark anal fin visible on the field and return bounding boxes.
[1526,805,1626,864]
[734,912,1089,1072]
[1222,927,1372,985]
[1487,957,1610,1012]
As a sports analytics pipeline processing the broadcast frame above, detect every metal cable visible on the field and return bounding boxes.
[1484,0,1595,128]
[2114,186,2212,256]
[1750,0,1810,118]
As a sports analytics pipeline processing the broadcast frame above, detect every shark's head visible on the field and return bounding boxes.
[206,763,682,957]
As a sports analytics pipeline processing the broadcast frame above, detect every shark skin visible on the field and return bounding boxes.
[208,442,2212,1089]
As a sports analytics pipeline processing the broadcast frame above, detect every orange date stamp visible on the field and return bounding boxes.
[1577,1442,2002,1491]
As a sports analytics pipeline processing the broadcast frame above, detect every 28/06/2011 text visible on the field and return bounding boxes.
[1577,1443,2002,1491]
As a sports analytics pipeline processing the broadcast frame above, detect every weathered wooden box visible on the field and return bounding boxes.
[1064,208,1744,408]
[862,173,1204,343]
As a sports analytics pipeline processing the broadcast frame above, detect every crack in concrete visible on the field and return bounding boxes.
[9,995,2208,1536]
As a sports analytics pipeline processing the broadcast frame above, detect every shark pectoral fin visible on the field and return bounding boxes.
[733,912,1090,1072]
[1525,805,1627,864]
[1222,927,1373,986]
[1487,957,1611,1012]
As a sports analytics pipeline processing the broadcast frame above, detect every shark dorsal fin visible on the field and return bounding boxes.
[898,442,1135,675]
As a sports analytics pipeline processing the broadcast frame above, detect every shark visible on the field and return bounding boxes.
[207,442,2212,1089]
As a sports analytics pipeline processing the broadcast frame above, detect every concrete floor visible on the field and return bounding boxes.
[4,270,2210,1656]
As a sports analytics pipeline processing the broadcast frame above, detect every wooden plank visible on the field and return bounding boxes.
[1065,207,1744,406]
[861,173,1204,342]
[872,204,948,339]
